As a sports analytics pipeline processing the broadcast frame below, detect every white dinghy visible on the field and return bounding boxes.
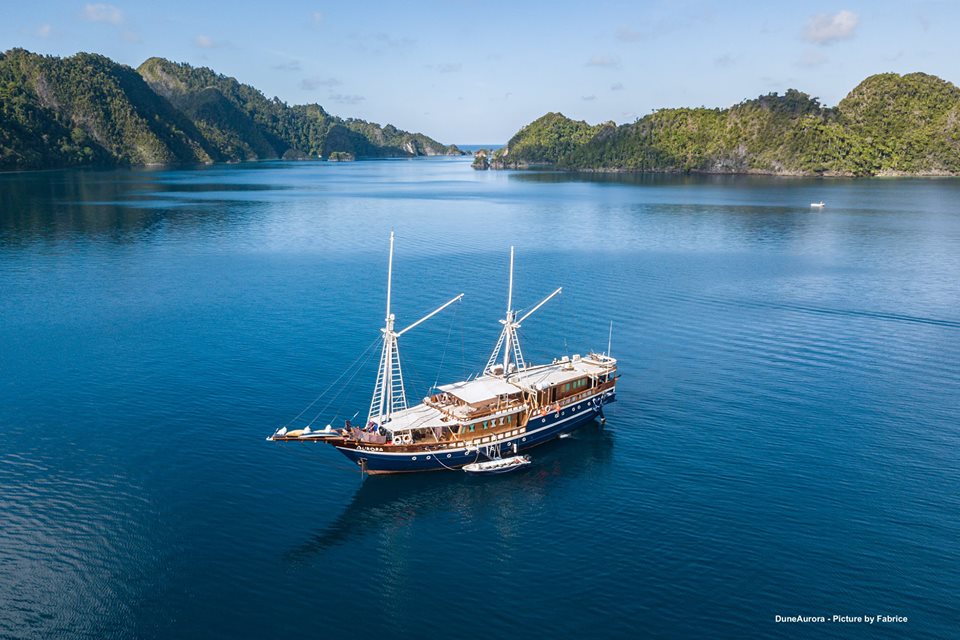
[463,455,531,475]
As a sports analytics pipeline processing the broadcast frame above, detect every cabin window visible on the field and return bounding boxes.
[507,415,512,423]
[469,425,475,433]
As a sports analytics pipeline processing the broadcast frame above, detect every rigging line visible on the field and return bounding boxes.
[432,301,460,390]
[306,341,380,427]
[284,334,382,427]
[304,338,380,428]
[402,356,428,405]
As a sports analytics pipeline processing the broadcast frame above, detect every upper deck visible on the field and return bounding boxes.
[509,353,617,392]
[367,353,616,436]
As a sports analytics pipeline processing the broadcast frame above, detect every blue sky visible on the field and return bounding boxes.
[2,1,958,143]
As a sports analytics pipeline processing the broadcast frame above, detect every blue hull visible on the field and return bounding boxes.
[333,389,616,474]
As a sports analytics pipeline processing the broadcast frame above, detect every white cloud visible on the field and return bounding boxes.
[616,12,710,44]
[374,33,415,50]
[301,77,342,90]
[803,10,859,45]
[714,53,736,68]
[616,26,643,42]
[610,82,624,91]
[272,60,302,71]
[195,35,216,49]
[582,95,597,101]
[797,50,828,68]
[435,63,462,73]
[586,55,620,69]
[35,24,53,38]
[311,11,324,25]
[83,3,123,25]
[328,94,365,105]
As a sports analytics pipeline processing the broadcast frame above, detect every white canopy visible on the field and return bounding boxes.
[438,377,521,405]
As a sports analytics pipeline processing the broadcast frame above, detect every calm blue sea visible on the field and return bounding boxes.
[1,158,958,639]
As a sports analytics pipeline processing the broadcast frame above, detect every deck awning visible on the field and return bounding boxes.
[438,377,521,405]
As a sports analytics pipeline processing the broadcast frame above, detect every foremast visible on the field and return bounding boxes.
[368,232,463,426]
[484,246,562,377]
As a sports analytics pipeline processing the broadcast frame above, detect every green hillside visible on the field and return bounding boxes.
[0,48,215,169]
[136,57,462,161]
[490,74,960,176]
[0,49,461,171]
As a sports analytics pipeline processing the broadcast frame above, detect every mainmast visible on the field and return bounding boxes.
[502,246,515,372]
[484,247,562,377]
[368,232,463,426]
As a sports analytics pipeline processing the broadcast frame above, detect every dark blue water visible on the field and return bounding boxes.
[1,159,958,639]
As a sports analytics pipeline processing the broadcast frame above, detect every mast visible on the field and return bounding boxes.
[485,247,561,377]
[502,247,515,373]
[368,232,463,426]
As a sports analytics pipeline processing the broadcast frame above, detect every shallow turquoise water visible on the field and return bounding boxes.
[1,159,958,639]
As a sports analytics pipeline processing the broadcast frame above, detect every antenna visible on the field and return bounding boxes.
[607,321,613,356]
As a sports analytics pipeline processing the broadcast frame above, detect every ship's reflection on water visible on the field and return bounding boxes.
[286,422,615,560]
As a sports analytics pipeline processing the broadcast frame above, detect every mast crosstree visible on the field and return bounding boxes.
[368,232,463,426]
[484,246,562,377]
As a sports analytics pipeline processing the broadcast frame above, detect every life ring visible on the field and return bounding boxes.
[392,436,403,446]
[402,433,412,444]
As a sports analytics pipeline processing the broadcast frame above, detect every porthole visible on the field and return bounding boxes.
[541,418,546,424]
[522,437,527,442]
[426,455,432,460]
[411,456,417,461]
[447,454,452,458]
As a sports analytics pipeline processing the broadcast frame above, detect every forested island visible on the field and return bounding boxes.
[487,73,960,176]
[0,49,461,171]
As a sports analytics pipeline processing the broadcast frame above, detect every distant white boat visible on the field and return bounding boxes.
[810,201,825,208]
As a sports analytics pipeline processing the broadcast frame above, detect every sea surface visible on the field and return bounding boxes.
[1,159,958,639]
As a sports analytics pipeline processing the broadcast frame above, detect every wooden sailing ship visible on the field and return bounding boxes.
[268,233,618,474]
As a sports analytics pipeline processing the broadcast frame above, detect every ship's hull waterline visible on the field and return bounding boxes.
[333,390,616,474]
